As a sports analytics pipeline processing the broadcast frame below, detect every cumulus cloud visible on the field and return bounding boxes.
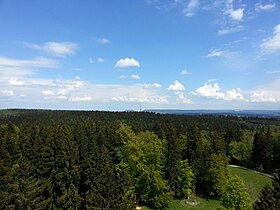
[261,24,280,54]
[131,74,140,79]
[193,81,225,99]
[250,79,280,103]
[224,0,244,21]
[143,83,162,88]
[9,78,25,86]
[24,42,78,57]
[115,57,140,68]
[206,49,238,58]
[193,81,245,101]
[0,56,59,68]
[167,80,185,91]
[250,92,279,103]
[255,3,275,11]
[227,8,244,21]
[183,0,199,17]
[225,88,244,101]
[181,69,191,75]
[175,92,192,104]
[167,80,191,103]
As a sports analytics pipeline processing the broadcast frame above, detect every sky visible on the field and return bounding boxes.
[0,0,280,111]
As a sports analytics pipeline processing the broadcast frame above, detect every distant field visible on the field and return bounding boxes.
[228,165,272,202]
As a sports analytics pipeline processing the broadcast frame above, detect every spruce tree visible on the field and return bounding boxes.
[254,170,280,210]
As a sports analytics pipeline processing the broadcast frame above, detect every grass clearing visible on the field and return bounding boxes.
[228,165,272,202]
[142,195,223,210]
[144,165,272,209]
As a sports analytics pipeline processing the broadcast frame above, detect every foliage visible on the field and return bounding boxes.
[228,166,272,202]
[221,175,252,210]
[252,127,274,172]
[0,109,279,209]
[254,170,280,210]
[117,123,172,208]
[206,154,229,196]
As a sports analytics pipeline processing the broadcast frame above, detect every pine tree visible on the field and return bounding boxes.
[254,170,280,210]
[252,127,273,172]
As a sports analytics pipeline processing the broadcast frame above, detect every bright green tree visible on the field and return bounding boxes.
[117,123,172,208]
[206,154,229,196]
[221,175,252,210]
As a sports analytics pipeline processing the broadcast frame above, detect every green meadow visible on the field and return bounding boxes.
[144,165,272,210]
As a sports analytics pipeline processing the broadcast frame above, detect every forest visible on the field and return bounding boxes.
[0,109,279,210]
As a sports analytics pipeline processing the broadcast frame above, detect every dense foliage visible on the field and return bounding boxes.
[254,170,280,210]
[0,109,279,209]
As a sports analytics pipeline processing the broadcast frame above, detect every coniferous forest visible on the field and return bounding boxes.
[0,109,279,209]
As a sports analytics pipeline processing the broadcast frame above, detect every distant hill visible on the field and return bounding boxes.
[145,109,280,118]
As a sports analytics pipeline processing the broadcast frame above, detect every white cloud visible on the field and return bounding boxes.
[183,0,199,17]
[250,78,280,103]
[143,83,162,88]
[225,88,244,101]
[25,42,78,57]
[131,74,140,79]
[9,78,25,86]
[120,75,128,79]
[261,24,280,54]
[206,49,237,58]
[192,81,245,101]
[42,90,55,96]
[0,56,59,68]
[250,92,279,103]
[167,80,185,91]
[96,38,110,44]
[193,81,225,99]
[181,69,191,75]
[266,70,280,74]
[255,3,275,11]
[218,26,243,35]
[120,74,141,79]
[111,96,168,104]
[227,8,244,21]
[115,57,140,68]
[18,76,168,105]
[69,96,92,102]
[1,89,14,96]
[175,92,192,104]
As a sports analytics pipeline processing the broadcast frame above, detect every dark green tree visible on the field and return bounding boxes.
[254,170,280,210]
[252,127,273,172]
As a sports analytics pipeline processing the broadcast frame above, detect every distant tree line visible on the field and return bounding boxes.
[0,110,279,209]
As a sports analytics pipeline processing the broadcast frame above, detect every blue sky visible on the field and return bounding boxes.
[0,0,280,110]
